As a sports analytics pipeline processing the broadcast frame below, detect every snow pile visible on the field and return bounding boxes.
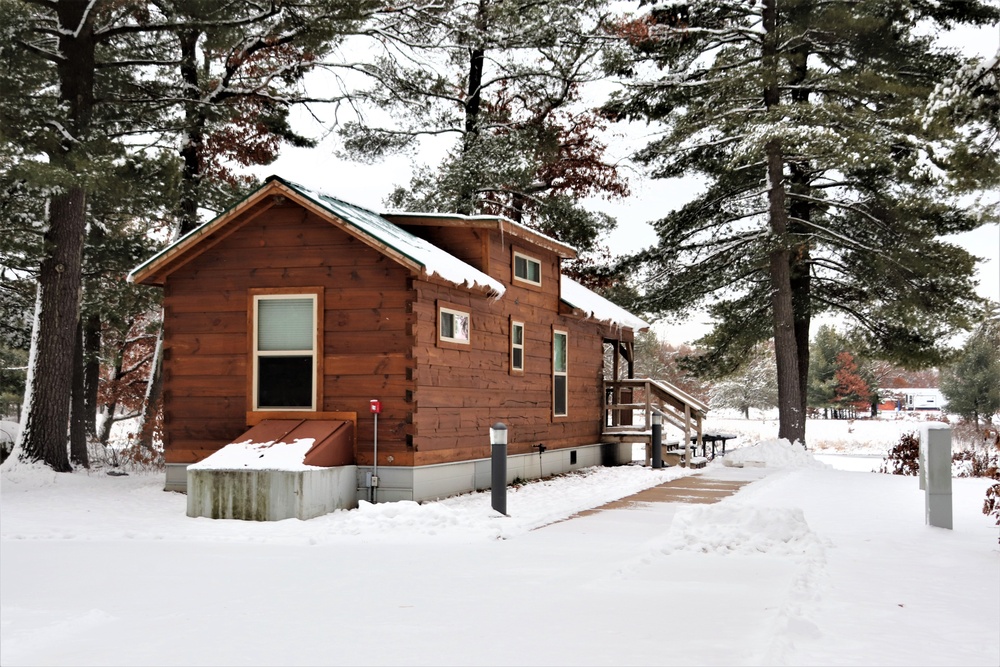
[188,438,319,471]
[662,503,824,557]
[722,438,827,468]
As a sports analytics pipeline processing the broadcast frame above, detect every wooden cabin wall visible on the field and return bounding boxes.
[409,231,615,466]
[395,225,489,274]
[161,201,415,467]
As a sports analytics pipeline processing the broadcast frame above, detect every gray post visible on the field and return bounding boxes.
[918,430,927,491]
[490,423,508,516]
[651,413,663,469]
[921,425,953,529]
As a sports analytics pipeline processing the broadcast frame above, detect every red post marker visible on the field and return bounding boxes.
[370,399,381,503]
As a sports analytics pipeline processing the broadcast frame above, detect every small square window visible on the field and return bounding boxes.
[513,251,542,285]
[439,306,471,344]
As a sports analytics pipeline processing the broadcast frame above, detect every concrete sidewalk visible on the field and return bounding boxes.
[557,462,773,522]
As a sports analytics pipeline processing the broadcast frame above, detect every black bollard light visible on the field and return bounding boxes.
[490,423,508,516]
[652,413,663,469]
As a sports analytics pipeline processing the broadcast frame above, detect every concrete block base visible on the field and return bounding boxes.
[187,466,358,521]
[170,441,633,517]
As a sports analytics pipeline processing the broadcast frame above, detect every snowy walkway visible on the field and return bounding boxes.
[2,446,998,666]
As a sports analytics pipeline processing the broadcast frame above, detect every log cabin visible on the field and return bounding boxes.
[129,176,705,517]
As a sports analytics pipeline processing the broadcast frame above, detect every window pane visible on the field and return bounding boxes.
[513,324,523,345]
[441,311,454,339]
[554,375,567,415]
[554,333,567,372]
[258,299,313,351]
[527,260,540,282]
[454,313,469,341]
[440,310,470,342]
[514,255,527,279]
[257,356,312,408]
[513,347,523,370]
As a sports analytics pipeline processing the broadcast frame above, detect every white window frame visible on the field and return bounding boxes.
[439,305,471,345]
[252,292,319,411]
[553,329,568,417]
[513,251,542,286]
[511,320,525,373]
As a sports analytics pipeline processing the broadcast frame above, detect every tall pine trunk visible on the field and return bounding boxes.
[457,1,487,215]
[17,188,87,471]
[766,141,805,445]
[763,0,805,446]
[15,1,97,471]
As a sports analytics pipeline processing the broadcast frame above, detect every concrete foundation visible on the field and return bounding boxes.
[187,465,358,521]
[170,441,634,512]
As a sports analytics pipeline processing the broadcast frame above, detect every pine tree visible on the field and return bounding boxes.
[341,0,629,269]
[940,306,1000,428]
[605,0,1000,445]
[708,342,778,419]
[2,1,377,469]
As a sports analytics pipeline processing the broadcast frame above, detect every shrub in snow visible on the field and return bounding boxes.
[878,432,919,476]
[977,428,1000,533]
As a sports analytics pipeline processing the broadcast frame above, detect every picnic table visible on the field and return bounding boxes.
[689,432,738,458]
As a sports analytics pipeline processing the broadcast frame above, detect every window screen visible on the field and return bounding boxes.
[258,298,313,351]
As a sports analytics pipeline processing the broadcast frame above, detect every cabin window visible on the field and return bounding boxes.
[511,321,525,372]
[439,304,471,345]
[252,292,319,410]
[553,330,568,417]
[513,251,542,286]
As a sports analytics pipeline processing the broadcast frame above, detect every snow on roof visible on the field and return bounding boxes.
[560,275,649,331]
[385,210,577,258]
[289,180,505,297]
[129,177,505,297]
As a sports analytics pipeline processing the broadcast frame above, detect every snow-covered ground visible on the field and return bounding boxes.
[1,424,998,666]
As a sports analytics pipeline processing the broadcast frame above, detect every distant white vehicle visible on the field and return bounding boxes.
[879,388,946,412]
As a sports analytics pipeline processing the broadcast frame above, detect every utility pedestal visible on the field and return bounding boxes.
[921,424,953,530]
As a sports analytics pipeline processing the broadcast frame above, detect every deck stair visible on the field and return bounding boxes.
[602,378,709,463]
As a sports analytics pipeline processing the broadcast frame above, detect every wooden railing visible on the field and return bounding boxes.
[603,378,708,445]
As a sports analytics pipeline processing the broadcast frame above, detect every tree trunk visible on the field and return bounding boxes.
[69,318,89,467]
[457,1,487,215]
[82,312,101,438]
[16,188,87,471]
[136,328,163,451]
[178,29,205,235]
[766,158,805,444]
[15,0,97,472]
[762,0,805,446]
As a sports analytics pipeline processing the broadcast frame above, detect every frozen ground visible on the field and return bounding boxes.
[1,424,998,666]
